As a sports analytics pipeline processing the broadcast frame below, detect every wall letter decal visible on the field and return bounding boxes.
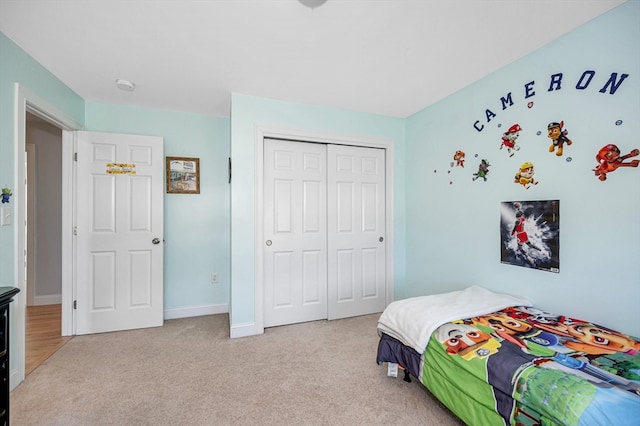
[575,70,596,90]
[485,109,497,122]
[599,73,629,94]
[500,93,514,110]
[524,81,535,98]
[548,73,563,91]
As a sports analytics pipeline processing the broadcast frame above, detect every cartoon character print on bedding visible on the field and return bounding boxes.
[505,308,640,425]
[432,307,640,425]
[434,320,539,424]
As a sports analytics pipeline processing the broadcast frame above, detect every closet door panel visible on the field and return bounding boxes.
[264,140,327,327]
[327,145,386,320]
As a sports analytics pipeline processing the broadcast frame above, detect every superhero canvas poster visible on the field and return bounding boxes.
[500,200,559,273]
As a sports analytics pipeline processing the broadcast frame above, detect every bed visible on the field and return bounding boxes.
[376,286,640,425]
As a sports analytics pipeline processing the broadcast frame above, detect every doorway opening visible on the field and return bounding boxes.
[24,112,72,375]
[12,83,81,390]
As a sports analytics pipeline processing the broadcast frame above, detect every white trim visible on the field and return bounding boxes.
[163,303,229,320]
[61,130,76,337]
[12,83,82,390]
[25,143,37,307]
[253,125,395,337]
[230,322,263,339]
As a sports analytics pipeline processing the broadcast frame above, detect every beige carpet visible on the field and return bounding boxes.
[11,313,464,425]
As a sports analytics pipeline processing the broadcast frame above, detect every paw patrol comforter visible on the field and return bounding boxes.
[376,288,640,426]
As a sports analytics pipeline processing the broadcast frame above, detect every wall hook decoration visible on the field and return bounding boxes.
[1,186,11,204]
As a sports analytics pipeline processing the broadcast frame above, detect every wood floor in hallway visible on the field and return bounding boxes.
[25,304,72,376]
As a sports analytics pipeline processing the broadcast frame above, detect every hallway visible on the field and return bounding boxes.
[25,304,72,375]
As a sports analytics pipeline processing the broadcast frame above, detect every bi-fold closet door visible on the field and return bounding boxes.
[263,138,386,328]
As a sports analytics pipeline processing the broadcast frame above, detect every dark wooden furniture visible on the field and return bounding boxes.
[0,287,20,426]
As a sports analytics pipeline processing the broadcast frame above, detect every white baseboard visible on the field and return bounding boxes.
[32,294,62,306]
[163,303,228,320]
[10,368,21,392]
[230,322,263,338]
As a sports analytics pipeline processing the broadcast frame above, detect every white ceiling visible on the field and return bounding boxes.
[0,0,626,118]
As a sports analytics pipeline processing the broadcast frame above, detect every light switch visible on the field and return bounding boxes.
[1,207,10,226]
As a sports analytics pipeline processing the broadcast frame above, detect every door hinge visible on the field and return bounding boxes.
[73,226,77,236]
[73,300,77,309]
[74,152,78,162]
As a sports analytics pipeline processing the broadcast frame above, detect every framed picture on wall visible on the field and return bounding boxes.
[500,200,560,273]
[166,156,200,194]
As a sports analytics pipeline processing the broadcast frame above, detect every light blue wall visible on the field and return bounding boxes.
[0,32,84,287]
[85,102,231,311]
[229,94,406,328]
[1,31,232,316]
[1,31,85,373]
[404,1,640,337]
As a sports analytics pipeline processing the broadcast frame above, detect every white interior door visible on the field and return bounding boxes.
[263,139,386,327]
[264,139,327,327]
[75,131,164,335]
[327,144,386,320]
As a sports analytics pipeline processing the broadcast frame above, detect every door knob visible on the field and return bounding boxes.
[266,240,272,246]
[152,238,161,245]
[379,237,384,242]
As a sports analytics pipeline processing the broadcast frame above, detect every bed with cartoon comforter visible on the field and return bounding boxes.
[376,286,640,425]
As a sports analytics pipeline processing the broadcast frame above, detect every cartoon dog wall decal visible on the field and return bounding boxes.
[514,162,538,189]
[547,121,572,156]
[472,159,491,181]
[500,124,522,157]
[593,144,639,181]
[453,150,465,167]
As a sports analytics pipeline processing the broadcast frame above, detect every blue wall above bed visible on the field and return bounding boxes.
[403,1,640,337]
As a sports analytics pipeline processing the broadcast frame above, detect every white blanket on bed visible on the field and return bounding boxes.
[377,285,532,354]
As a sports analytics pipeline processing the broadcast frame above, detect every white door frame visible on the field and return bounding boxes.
[12,83,81,390]
[25,143,37,307]
[254,125,395,335]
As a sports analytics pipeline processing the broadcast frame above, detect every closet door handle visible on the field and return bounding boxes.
[379,237,384,242]
[266,240,272,246]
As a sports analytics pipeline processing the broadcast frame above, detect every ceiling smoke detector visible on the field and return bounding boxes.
[298,0,328,9]
[116,79,136,92]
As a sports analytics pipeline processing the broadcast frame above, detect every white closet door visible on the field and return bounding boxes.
[263,139,328,327]
[263,140,387,327]
[327,144,386,320]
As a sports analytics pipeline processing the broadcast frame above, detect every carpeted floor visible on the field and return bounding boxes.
[10,313,464,425]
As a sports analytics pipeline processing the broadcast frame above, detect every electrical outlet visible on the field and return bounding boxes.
[211,272,219,284]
